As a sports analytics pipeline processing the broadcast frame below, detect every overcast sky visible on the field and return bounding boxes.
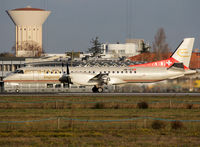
[0,0,200,53]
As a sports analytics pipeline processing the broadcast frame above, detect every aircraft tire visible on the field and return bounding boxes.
[98,87,103,93]
[15,89,20,93]
[92,86,98,93]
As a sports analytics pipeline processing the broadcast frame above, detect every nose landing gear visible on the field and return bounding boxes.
[92,86,103,93]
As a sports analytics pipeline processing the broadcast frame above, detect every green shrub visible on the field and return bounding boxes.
[137,101,148,109]
[171,121,184,130]
[93,103,105,109]
[186,104,193,109]
[114,104,120,109]
[151,120,166,130]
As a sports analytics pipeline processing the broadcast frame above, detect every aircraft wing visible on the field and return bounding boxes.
[88,73,109,85]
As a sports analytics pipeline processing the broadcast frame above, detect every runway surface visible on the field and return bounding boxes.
[1,92,200,96]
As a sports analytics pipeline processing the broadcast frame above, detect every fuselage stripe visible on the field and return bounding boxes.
[124,80,161,82]
[4,80,60,82]
[4,79,161,83]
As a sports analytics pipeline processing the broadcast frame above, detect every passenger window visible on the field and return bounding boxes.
[117,71,119,73]
[47,84,53,88]
[130,71,132,73]
[63,83,69,88]
[18,70,24,74]
[79,86,86,88]
[14,70,24,74]
[55,84,61,88]
[121,71,123,73]
[71,86,78,88]
[113,71,115,73]
[134,71,136,73]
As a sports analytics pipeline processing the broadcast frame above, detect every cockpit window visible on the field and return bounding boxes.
[14,70,24,74]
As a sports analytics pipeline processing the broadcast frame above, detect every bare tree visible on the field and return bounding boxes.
[12,41,43,57]
[0,52,15,57]
[152,28,170,61]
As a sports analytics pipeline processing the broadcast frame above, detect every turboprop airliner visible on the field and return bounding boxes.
[3,38,196,93]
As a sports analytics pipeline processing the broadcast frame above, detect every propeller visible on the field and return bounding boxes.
[67,62,70,75]
[59,62,72,87]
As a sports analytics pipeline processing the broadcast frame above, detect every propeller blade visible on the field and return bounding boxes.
[61,62,64,73]
[59,62,72,88]
[68,82,70,88]
[67,63,69,75]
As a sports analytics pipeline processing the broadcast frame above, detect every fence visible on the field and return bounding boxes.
[0,99,200,130]
[0,99,200,105]
[1,116,200,124]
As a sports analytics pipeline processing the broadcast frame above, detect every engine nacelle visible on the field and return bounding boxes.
[108,77,126,85]
[59,74,72,83]
[101,75,110,84]
[70,73,98,86]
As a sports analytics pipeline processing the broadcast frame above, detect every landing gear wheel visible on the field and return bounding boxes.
[98,87,103,93]
[15,89,20,93]
[92,86,98,93]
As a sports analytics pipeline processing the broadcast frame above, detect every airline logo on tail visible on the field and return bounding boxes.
[177,49,189,57]
[129,38,195,70]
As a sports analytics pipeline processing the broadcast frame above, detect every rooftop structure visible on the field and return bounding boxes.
[6,6,51,57]
[101,39,149,58]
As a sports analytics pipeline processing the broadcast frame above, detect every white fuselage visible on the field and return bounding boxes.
[3,65,196,93]
[3,66,190,85]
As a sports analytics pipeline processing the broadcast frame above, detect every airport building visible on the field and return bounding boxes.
[6,6,51,57]
[101,39,149,58]
[0,57,25,92]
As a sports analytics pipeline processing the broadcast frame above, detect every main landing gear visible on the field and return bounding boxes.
[92,85,103,93]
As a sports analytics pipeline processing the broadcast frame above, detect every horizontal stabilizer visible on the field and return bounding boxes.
[168,74,184,80]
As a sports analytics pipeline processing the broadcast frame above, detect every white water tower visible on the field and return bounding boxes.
[7,6,51,57]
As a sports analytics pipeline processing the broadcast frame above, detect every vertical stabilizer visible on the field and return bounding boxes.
[171,38,195,68]
[129,38,195,69]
